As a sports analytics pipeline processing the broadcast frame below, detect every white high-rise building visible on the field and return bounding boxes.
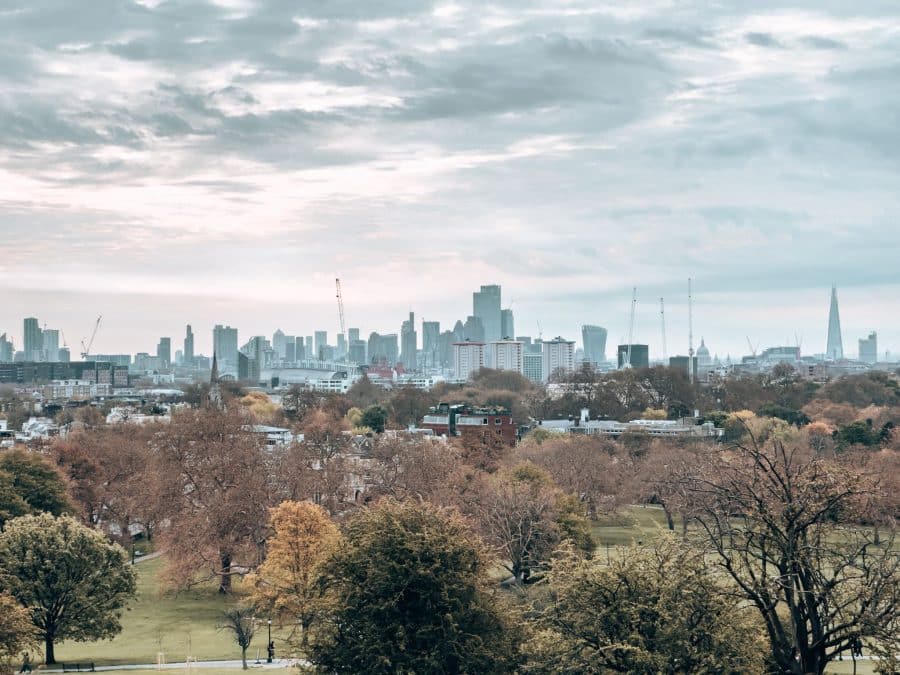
[490,340,524,374]
[42,329,60,362]
[453,341,485,381]
[542,337,575,382]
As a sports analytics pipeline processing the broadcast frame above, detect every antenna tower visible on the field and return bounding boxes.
[659,297,667,362]
[335,278,347,339]
[624,287,636,369]
[687,278,694,384]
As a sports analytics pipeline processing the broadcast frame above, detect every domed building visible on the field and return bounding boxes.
[696,338,712,369]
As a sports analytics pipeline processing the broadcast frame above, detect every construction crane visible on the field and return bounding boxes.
[624,287,637,369]
[687,278,694,384]
[335,277,347,340]
[80,315,102,360]
[659,298,667,363]
[746,337,759,358]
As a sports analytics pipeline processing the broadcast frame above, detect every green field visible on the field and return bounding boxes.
[54,558,292,667]
[50,509,888,673]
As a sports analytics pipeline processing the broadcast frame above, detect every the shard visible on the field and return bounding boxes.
[826,285,843,360]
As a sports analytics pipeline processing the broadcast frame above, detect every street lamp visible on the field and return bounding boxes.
[266,620,273,663]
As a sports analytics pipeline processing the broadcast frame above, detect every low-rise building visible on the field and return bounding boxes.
[421,402,517,446]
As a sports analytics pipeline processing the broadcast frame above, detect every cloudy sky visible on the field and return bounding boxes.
[2,0,898,360]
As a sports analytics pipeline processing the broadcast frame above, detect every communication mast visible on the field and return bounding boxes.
[335,278,347,340]
[687,278,694,384]
[624,287,636,369]
[659,298,667,362]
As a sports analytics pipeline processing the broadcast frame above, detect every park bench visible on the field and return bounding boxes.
[60,663,95,672]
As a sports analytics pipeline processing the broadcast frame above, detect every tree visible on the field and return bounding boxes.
[360,405,387,433]
[389,385,436,428]
[53,425,162,540]
[0,592,35,675]
[0,513,137,664]
[683,436,900,674]
[153,407,270,593]
[469,469,560,583]
[218,607,256,670]
[526,537,768,674]
[0,451,71,529]
[310,500,522,674]
[248,501,339,650]
[274,411,353,514]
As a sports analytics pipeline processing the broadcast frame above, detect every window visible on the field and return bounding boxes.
[482,417,488,425]
[494,418,501,425]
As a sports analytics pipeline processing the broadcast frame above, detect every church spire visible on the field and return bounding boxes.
[207,350,223,410]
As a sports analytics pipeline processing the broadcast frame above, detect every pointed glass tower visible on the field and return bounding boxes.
[826,285,843,360]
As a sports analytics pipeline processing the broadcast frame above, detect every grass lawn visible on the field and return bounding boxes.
[88,670,296,675]
[825,660,879,674]
[591,504,677,549]
[54,558,293,667]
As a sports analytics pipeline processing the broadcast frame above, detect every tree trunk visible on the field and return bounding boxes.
[241,646,247,670]
[663,505,675,531]
[219,552,232,594]
[45,635,55,665]
[301,618,310,649]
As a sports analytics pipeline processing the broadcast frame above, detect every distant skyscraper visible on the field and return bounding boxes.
[422,321,440,368]
[617,344,650,369]
[401,312,417,371]
[0,333,13,362]
[157,337,172,369]
[213,325,239,376]
[315,331,327,359]
[23,317,42,362]
[542,337,575,382]
[42,329,60,362]
[295,336,305,361]
[272,329,287,360]
[348,328,360,343]
[501,309,515,339]
[463,315,485,342]
[826,285,843,360]
[473,285,502,344]
[184,325,195,366]
[859,332,877,364]
[581,325,608,364]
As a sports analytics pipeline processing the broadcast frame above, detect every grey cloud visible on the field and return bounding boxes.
[800,35,847,50]
[745,32,784,48]
[642,27,717,49]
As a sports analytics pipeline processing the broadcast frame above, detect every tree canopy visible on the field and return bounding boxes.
[526,537,768,674]
[0,450,71,529]
[0,513,137,664]
[310,499,522,674]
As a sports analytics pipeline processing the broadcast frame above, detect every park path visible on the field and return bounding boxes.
[42,658,309,672]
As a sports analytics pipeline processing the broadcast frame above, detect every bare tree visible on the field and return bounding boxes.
[154,408,271,593]
[683,434,900,674]
[218,607,256,670]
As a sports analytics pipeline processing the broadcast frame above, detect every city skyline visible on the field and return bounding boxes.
[3,1,899,359]
[1,282,892,364]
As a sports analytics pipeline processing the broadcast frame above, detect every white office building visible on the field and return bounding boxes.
[490,340,524,374]
[453,341,485,381]
[542,337,575,382]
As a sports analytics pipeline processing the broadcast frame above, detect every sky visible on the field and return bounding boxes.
[1,0,899,361]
